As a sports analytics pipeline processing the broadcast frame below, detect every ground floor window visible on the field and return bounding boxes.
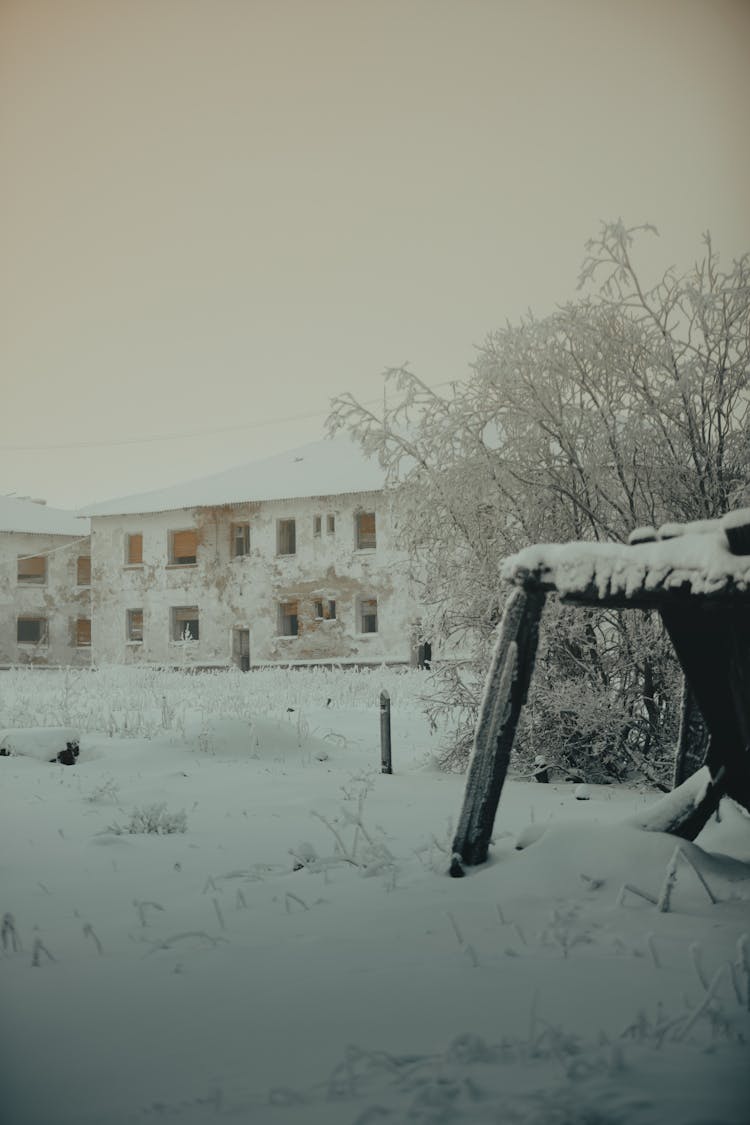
[359,597,378,634]
[172,606,199,641]
[127,609,143,643]
[278,600,299,636]
[76,618,91,647]
[17,617,48,644]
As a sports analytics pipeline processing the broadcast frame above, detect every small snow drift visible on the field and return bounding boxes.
[182,715,335,761]
[0,727,80,765]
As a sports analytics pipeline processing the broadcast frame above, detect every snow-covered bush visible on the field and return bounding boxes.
[106,803,187,835]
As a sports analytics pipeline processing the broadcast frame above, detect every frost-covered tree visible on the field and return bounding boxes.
[329,223,749,781]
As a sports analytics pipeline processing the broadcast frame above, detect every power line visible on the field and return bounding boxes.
[0,378,454,454]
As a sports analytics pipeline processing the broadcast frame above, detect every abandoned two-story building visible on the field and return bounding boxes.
[82,438,423,668]
[0,495,91,667]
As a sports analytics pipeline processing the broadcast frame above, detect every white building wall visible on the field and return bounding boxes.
[91,491,419,667]
[0,532,92,667]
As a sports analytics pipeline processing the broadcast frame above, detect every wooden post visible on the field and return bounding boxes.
[380,690,392,774]
[450,586,545,875]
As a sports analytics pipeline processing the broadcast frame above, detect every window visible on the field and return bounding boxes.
[170,529,198,565]
[314,599,336,620]
[18,555,46,584]
[314,599,324,619]
[327,599,337,620]
[359,597,378,634]
[126,533,143,565]
[172,606,199,641]
[278,600,299,636]
[127,609,143,643]
[326,514,335,534]
[17,617,48,644]
[231,522,250,557]
[277,519,296,556]
[77,556,91,586]
[356,511,376,550]
[313,515,322,537]
[76,618,91,647]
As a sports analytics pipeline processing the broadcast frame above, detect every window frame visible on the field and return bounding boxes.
[358,596,378,634]
[76,555,91,586]
[17,554,47,585]
[231,522,251,558]
[17,616,48,645]
[326,514,335,534]
[171,606,200,642]
[277,600,299,637]
[125,533,143,566]
[313,515,322,537]
[276,518,297,557]
[75,618,92,647]
[126,608,144,644]
[169,529,198,567]
[355,511,377,550]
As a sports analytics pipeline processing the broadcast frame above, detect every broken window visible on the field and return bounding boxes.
[17,617,48,644]
[356,511,376,550]
[328,599,337,620]
[314,599,336,621]
[231,523,250,557]
[314,599,324,619]
[76,618,91,647]
[327,514,335,534]
[359,597,378,634]
[77,556,91,586]
[172,606,199,641]
[278,600,299,636]
[277,519,296,556]
[127,609,143,643]
[126,533,143,565]
[17,555,46,584]
[313,515,322,537]
[170,529,198,565]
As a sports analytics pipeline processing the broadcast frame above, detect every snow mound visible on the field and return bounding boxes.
[0,727,80,763]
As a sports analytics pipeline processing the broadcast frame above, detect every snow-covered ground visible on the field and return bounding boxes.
[1,668,748,1125]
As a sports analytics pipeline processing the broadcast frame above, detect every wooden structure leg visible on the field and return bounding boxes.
[450,587,545,875]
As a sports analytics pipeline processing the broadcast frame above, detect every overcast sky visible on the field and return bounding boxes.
[2,0,749,509]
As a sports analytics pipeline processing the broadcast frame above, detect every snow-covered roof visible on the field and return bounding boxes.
[80,438,386,518]
[0,495,89,537]
[502,510,750,605]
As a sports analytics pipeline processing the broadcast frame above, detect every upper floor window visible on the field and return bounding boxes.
[277,600,299,636]
[18,555,46,584]
[77,556,91,586]
[313,515,322,537]
[75,618,91,647]
[169,529,198,566]
[359,597,378,634]
[171,606,199,641]
[231,522,250,557]
[126,533,143,565]
[356,511,377,550]
[127,609,144,643]
[17,616,48,644]
[277,519,296,556]
[326,514,336,534]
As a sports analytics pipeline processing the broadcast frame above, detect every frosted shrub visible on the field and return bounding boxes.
[107,803,187,835]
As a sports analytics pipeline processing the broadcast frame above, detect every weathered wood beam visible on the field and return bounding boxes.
[660,604,750,817]
[450,586,545,875]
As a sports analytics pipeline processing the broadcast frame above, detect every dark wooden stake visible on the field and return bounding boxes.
[450,587,545,875]
[380,690,392,774]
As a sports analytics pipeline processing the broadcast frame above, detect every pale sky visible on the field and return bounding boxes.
[2,0,749,509]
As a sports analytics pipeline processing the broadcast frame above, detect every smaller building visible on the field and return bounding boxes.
[83,439,422,668]
[0,496,91,667]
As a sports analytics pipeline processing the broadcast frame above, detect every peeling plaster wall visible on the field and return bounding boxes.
[0,532,92,666]
[91,492,420,667]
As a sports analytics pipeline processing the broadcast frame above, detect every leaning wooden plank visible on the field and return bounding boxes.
[450,587,545,874]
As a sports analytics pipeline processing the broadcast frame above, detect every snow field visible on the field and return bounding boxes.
[1,667,749,1124]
